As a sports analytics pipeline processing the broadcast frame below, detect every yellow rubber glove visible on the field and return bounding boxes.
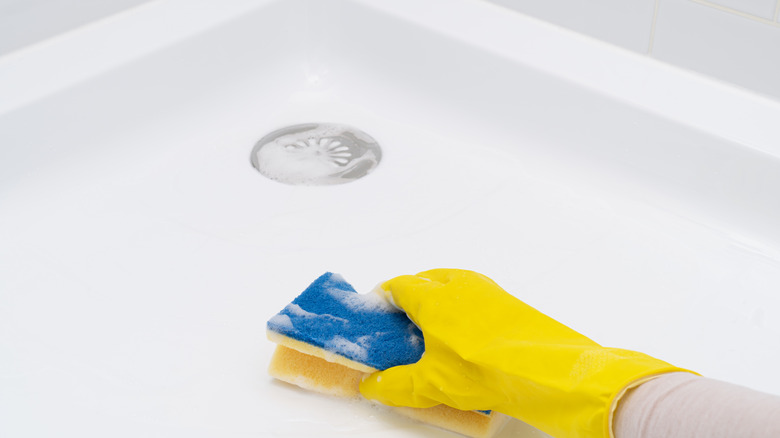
[359,269,692,438]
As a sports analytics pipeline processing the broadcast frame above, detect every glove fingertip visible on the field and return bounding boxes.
[359,371,401,406]
[415,269,456,283]
[382,275,435,312]
[359,366,437,409]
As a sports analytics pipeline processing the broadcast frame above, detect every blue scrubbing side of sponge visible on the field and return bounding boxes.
[267,272,425,370]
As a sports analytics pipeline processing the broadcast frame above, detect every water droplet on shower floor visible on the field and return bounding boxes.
[250,123,382,185]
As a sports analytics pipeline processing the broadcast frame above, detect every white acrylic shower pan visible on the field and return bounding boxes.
[2,0,780,437]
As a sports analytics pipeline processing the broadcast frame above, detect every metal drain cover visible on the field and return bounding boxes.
[250,123,382,185]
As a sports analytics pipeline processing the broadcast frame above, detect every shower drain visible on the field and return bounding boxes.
[250,123,382,185]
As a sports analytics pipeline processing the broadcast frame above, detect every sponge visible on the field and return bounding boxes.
[266,272,508,438]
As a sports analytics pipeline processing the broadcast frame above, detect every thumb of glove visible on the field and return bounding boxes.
[360,362,440,409]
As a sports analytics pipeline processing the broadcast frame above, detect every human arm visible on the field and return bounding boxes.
[614,372,780,438]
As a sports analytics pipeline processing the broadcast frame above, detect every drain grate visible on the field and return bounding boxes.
[250,123,382,185]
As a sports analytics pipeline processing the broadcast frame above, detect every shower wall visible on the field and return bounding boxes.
[3,0,779,100]
[0,0,151,55]
[487,0,780,100]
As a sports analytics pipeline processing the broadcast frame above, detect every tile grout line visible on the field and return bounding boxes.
[647,0,661,55]
[690,0,780,27]
[774,0,780,22]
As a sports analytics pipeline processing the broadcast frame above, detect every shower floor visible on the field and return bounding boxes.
[2,0,780,437]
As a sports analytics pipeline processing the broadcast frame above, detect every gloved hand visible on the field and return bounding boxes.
[359,269,692,438]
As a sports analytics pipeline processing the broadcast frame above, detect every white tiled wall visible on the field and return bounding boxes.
[654,0,780,99]
[2,0,780,101]
[487,0,658,53]
[488,0,780,101]
[706,0,778,20]
[0,0,152,56]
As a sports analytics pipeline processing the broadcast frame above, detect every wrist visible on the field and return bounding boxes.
[497,348,691,438]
